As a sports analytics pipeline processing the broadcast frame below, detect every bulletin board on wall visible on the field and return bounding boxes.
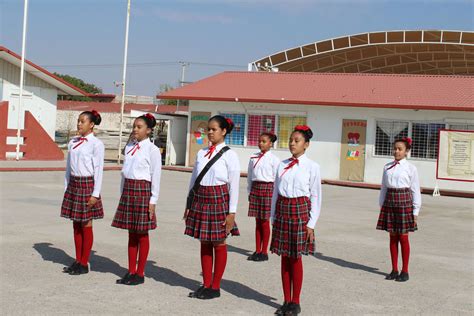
[339,119,367,182]
[278,116,307,149]
[436,129,474,182]
[188,111,211,167]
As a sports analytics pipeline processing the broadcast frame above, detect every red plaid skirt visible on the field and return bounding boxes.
[112,178,157,231]
[248,181,274,219]
[61,176,104,222]
[377,188,417,233]
[185,184,239,241]
[270,195,315,258]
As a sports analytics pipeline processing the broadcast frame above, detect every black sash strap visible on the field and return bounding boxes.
[186,146,230,209]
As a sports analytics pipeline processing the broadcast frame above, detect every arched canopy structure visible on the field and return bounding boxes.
[250,30,474,75]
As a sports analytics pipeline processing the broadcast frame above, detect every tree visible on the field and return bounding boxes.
[54,73,103,100]
[157,84,188,107]
[157,84,177,106]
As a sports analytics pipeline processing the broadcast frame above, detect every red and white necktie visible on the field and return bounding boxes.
[387,160,400,171]
[127,142,140,156]
[72,137,88,149]
[280,157,299,177]
[204,145,216,159]
[251,151,266,168]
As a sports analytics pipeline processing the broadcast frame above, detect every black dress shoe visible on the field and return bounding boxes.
[385,270,399,280]
[275,302,290,315]
[253,253,263,261]
[247,252,259,261]
[284,303,301,315]
[196,288,220,300]
[395,272,409,282]
[116,273,134,284]
[259,253,269,261]
[63,261,79,273]
[188,285,205,298]
[69,264,89,275]
[128,274,145,286]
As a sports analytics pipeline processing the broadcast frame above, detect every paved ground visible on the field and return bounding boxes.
[0,170,472,315]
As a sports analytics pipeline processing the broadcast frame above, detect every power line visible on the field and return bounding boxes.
[40,61,247,69]
[40,61,177,69]
[184,61,246,68]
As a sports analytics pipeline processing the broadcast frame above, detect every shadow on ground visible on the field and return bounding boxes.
[314,252,386,276]
[227,244,385,277]
[34,242,279,307]
[227,244,253,257]
[33,242,127,277]
[146,260,279,308]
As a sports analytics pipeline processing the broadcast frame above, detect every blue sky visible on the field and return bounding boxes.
[1,0,473,96]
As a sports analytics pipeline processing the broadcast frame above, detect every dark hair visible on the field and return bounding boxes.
[209,115,234,134]
[261,132,277,143]
[80,110,101,126]
[137,113,157,129]
[292,125,313,142]
[394,138,412,150]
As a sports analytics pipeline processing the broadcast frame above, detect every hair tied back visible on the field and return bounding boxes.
[402,137,412,146]
[294,125,310,132]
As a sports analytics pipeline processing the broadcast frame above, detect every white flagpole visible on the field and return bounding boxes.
[15,0,29,160]
[117,0,131,164]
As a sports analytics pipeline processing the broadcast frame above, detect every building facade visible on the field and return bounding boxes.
[0,46,86,159]
[159,71,474,193]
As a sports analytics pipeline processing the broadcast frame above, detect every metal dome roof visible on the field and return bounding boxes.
[250,30,474,76]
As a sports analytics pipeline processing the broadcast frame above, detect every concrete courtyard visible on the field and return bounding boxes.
[0,170,472,315]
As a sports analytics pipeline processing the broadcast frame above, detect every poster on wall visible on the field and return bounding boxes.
[188,111,211,167]
[437,129,474,182]
[339,119,367,182]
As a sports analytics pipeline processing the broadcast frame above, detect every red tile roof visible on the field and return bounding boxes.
[57,101,187,114]
[155,104,189,114]
[158,71,474,112]
[88,94,116,102]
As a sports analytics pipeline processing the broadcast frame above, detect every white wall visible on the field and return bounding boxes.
[56,110,125,134]
[3,81,58,140]
[169,116,187,165]
[1,58,59,141]
[188,100,474,192]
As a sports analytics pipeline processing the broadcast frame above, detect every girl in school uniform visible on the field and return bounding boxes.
[247,132,280,262]
[61,110,105,275]
[112,113,162,286]
[377,137,421,282]
[270,125,322,316]
[185,115,240,300]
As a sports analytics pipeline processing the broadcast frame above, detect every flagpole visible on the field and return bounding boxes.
[117,0,131,164]
[15,0,29,160]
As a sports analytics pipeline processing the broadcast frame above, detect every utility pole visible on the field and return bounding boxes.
[117,0,131,164]
[176,61,189,112]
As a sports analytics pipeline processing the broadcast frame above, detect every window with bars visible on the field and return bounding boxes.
[375,121,409,156]
[448,124,474,131]
[277,116,307,149]
[220,113,246,146]
[411,123,445,159]
[247,114,276,147]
